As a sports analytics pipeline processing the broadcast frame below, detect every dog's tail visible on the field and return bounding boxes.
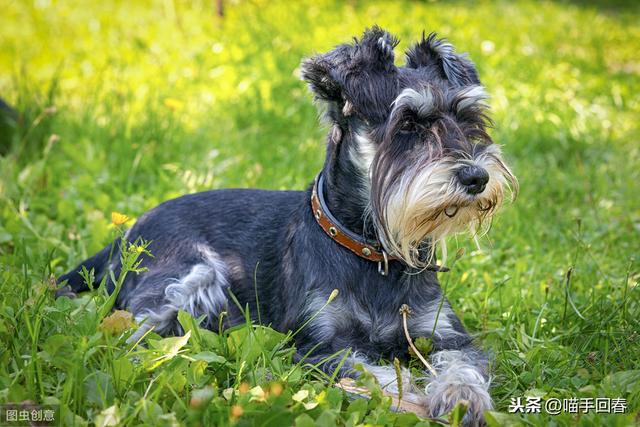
[56,241,118,298]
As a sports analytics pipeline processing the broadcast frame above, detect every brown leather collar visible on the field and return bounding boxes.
[311,173,396,275]
[310,173,449,276]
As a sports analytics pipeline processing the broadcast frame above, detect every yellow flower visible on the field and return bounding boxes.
[111,211,130,225]
[164,98,184,111]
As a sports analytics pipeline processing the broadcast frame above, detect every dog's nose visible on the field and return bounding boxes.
[457,165,489,195]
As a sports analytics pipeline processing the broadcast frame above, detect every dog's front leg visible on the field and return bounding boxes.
[343,347,491,425]
[423,346,492,425]
[413,302,493,425]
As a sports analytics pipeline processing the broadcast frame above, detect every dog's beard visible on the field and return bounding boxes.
[371,145,517,268]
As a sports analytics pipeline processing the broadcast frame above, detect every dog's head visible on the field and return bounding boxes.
[301,27,517,268]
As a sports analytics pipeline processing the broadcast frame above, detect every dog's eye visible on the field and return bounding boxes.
[399,120,417,133]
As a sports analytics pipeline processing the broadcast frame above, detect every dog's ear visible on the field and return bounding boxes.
[301,26,399,124]
[405,32,480,86]
[300,53,344,104]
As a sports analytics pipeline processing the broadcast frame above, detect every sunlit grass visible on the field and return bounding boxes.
[1,0,639,425]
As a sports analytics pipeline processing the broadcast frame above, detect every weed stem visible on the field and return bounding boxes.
[399,304,438,378]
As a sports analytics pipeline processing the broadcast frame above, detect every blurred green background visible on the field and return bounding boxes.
[0,0,639,425]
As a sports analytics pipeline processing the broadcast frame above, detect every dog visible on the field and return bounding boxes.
[57,27,517,425]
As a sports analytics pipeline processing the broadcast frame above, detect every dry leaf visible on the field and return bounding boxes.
[99,310,135,334]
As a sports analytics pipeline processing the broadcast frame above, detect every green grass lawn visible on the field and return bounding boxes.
[1,0,639,425]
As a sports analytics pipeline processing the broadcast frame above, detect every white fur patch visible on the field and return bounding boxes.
[348,132,377,204]
[164,245,228,319]
[431,40,455,59]
[349,132,377,180]
[391,87,436,117]
[132,244,229,338]
[456,85,488,113]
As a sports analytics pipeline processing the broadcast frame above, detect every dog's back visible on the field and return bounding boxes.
[58,188,306,328]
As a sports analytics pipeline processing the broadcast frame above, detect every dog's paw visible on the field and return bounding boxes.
[423,380,492,426]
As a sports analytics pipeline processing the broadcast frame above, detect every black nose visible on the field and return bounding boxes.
[457,166,489,195]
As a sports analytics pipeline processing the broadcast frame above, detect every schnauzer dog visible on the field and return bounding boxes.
[57,27,516,425]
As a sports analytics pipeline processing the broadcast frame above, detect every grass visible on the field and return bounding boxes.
[1,0,639,425]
